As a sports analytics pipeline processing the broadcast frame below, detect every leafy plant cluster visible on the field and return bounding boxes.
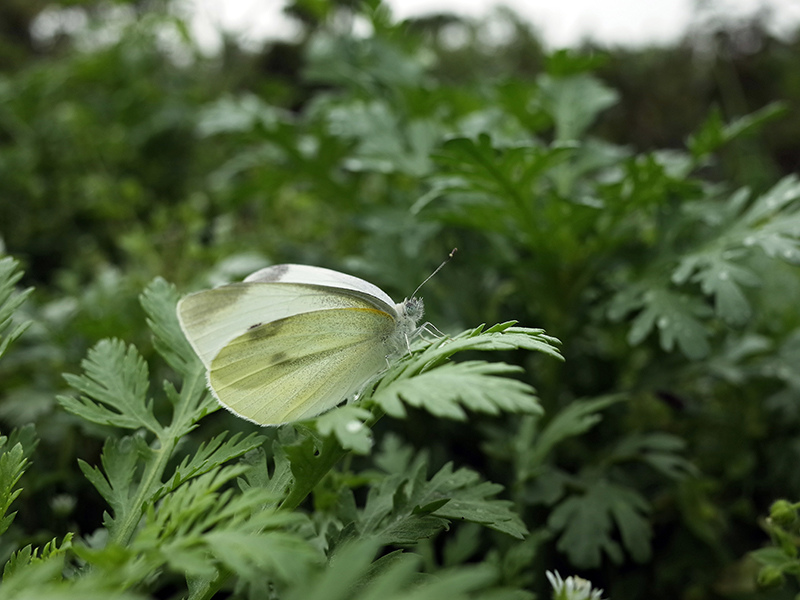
[1,1,800,599]
[0,255,567,598]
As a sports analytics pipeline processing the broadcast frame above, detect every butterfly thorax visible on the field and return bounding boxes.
[387,297,424,354]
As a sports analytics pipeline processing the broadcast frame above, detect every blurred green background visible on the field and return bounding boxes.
[3,0,800,598]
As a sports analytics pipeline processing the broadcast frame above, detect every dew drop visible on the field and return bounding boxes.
[658,316,670,328]
[346,420,363,433]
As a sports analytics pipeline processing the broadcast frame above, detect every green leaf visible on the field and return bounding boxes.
[204,529,321,584]
[371,323,560,420]
[0,256,32,361]
[2,534,73,581]
[751,547,798,569]
[676,257,758,325]
[689,102,787,158]
[356,442,527,544]
[740,176,800,263]
[315,405,373,455]
[141,277,200,379]
[428,463,528,539]
[282,429,349,511]
[523,396,624,476]
[59,339,163,435]
[665,177,800,330]
[422,135,574,237]
[239,443,294,505]
[548,479,652,568]
[78,436,145,532]
[0,428,36,536]
[610,432,698,480]
[325,100,437,177]
[624,288,712,359]
[284,539,501,600]
[162,431,266,499]
[375,361,541,421]
[138,467,317,582]
[537,73,618,140]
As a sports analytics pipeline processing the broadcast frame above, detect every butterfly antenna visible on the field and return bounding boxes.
[411,248,457,297]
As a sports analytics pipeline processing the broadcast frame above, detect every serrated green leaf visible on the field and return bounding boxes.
[524,396,624,476]
[0,256,32,361]
[548,479,651,568]
[281,429,348,511]
[316,405,373,455]
[162,431,266,499]
[325,99,436,176]
[240,443,294,504]
[538,73,618,140]
[689,103,786,158]
[2,534,74,581]
[429,464,528,539]
[78,436,144,532]
[627,289,712,359]
[122,465,317,590]
[610,432,698,480]
[59,339,163,434]
[285,538,500,600]
[205,529,321,583]
[0,436,29,536]
[423,133,575,239]
[141,277,200,378]
[357,446,526,544]
[751,546,797,569]
[375,361,542,421]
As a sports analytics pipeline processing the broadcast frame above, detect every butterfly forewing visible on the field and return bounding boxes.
[208,307,397,424]
[178,282,397,368]
[245,264,396,311]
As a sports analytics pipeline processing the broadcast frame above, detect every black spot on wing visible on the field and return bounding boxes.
[268,351,288,365]
[242,319,285,341]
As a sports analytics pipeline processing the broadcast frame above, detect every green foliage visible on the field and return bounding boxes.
[0,257,32,362]
[752,500,800,592]
[0,427,36,537]
[548,478,651,567]
[3,2,800,599]
[1,260,561,597]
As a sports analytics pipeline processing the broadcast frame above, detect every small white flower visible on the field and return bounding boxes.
[546,570,606,600]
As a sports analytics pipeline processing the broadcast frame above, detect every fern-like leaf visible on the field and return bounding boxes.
[0,431,34,536]
[59,339,163,435]
[0,256,32,361]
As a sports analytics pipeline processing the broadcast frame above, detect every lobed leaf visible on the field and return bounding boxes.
[141,277,201,378]
[78,436,145,533]
[0,437,29,536]
[0,256,32,361]
[315,405,373,455]
[162,431,266,499]
[59,339,163,435]
[375,361,541,421]
[548,478,652,568]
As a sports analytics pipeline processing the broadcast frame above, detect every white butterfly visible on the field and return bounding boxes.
[177,264,424,425]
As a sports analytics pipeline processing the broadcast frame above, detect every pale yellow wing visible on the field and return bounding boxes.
[177,282,390,368]
[208,307,397,425]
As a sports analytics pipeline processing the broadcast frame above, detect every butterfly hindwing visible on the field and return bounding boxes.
[208,307,397,424]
